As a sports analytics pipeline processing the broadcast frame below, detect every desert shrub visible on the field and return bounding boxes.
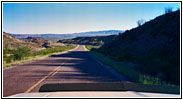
[3,55,14,63]
[165,7,173,14]
[13,53,22,60]
[139,74,161,85]
[138,74,175,85]
[137,19,145,26]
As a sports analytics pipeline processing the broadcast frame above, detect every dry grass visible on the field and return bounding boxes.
[3,45,78,68]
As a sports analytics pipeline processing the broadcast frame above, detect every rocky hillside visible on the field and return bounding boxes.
[3,32,67,64]
[97,10,180,85]
[3,32,43,51]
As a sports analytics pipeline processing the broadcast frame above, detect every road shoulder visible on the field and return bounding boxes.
[83,45,131,82]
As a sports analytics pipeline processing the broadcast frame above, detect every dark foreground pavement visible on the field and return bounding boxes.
[3,45,129,97]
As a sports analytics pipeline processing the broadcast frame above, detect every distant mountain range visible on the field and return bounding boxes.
[8,30,123,41]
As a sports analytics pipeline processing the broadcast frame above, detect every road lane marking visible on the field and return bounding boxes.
[50,67,60,77]
[24,66,60,93]
[24,57,72,93]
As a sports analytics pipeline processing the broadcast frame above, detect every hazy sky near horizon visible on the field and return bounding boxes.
[3,3,180,34]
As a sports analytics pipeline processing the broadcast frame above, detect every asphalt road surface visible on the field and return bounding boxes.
[3,45,129,97]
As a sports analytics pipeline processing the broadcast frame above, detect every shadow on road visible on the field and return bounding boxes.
[24,50,121,82]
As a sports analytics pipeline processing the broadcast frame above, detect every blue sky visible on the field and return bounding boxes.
[3,3,180,34]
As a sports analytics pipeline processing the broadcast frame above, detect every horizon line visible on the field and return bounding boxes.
[4,29,124,35]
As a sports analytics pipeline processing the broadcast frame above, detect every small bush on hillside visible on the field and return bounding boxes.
[165,7,173,14]
[13,53,22,60]
[3,55,13,63]
[137,19,145,26]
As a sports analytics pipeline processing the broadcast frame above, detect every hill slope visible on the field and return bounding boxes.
[3,32,43,51]
[57,35,118,46]
[3,32,74,66]
[97,10,180,85]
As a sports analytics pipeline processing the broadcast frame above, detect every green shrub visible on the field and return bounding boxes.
[13,53,22,60]
[3,55,13,63]
[139,74,161,85]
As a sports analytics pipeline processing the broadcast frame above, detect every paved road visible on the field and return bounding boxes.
[3,45,129,97]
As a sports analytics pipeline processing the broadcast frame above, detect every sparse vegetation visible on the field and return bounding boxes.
[57,35,118,46]
[3,45,76,68]
[86,45,176,86]
[84,10,180,86]
[3,32,77,68]
[85,45,101,51]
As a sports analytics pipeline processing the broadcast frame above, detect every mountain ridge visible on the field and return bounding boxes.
[8,30,123,41]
